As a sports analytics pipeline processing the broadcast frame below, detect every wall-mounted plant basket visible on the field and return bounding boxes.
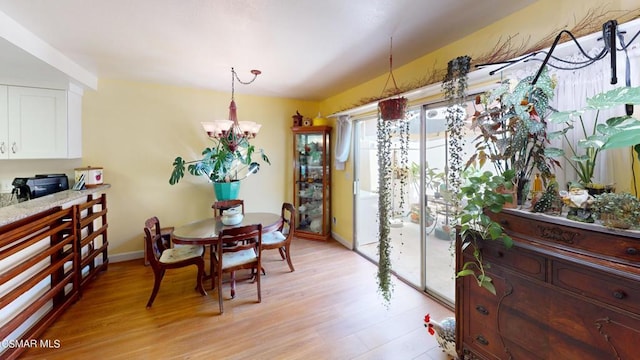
[378,97,407,121]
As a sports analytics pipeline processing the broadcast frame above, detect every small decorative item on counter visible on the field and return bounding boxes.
[312,112,328,126]
[532,173,543,192]
[292,111,303,126]
[75,166,103,188]
[532,175,562,215]
[560,185,595,223]
[221,206,243,226]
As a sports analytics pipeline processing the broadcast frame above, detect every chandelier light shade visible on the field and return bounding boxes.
[201,67,262,151]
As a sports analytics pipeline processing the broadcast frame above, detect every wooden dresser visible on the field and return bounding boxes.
[455,209,640,360]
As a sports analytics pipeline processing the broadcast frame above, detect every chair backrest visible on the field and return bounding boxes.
[143,216,170,267]
[212,199,245,216]
[218,223,262,251]
[281,202,295,236]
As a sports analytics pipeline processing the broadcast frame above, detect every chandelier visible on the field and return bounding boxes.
[201,67,262,151]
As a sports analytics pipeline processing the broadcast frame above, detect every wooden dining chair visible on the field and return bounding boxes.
[212,199,245,216]
[143,216,207,308]
[212,224,262,313]
[261,202,296,272]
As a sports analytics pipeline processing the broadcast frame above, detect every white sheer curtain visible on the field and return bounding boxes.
[507,43,640,192]
[334,115,351,170]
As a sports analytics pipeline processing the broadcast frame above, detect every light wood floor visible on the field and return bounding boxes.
[20,238,454,360]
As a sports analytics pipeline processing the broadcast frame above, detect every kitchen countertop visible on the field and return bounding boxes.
[0,184,111,228]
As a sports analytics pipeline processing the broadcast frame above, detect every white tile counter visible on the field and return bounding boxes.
[0,184,110,227]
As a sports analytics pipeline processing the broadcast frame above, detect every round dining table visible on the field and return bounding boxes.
[172,212,283,288]
[172,212,283,245]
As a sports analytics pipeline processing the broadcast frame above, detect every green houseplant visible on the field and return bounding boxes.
[546,86,640,187]
[456,168,516,295]
[591,192,640,229]
[468,67,557,202]
[454,68,556,295]
[169,134,270,200]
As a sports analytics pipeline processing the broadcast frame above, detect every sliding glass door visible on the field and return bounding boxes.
[354,103,471,305]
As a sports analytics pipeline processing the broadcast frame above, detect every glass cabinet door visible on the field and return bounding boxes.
[292,126,331,241]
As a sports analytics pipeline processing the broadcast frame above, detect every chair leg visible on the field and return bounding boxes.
[278,247,286,260]
[195,262,207,296]
[217,269,224,314]
[284,245,295,272]
[210,245,215,289]
[146,269,165,308]
[230,271,236,299]
[256,266,261,303]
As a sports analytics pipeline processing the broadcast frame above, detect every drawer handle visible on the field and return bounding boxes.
[475,305,489,315]
[475,335,489,346]
[626,247,638,256]
[612,290,627,300]
[500,219,508,226]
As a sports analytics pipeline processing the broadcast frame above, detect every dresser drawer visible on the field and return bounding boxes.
[478,239,546,281]
[552,260,640,314]
[492,211,640,265]
[461,270,505,358]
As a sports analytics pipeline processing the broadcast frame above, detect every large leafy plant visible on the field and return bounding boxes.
[467,67,557,190]
[169,135,270,185]
[546,86,640,186]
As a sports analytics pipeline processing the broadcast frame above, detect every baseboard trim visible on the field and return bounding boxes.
[331,231,353,250]
[110,250,143,263]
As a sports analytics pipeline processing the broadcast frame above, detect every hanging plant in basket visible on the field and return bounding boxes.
[442,55,471,220]
[379,97,408,121]
[376,38,410,305]
[378,37,407,122]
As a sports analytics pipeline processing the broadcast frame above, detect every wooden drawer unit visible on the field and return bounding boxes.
[491,210,640,266]
[478,238,547,281]
[553,259,640,314]
[457,209,640,360]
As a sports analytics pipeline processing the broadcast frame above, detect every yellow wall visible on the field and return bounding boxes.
[320,0,640,247]
[82,79,317,255]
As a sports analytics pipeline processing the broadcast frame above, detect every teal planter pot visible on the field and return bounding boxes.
[213,181,240,200]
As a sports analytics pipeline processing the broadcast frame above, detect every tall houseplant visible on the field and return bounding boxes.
[169,133,270,200]
[546,86,640,188]
[467,67,557,202]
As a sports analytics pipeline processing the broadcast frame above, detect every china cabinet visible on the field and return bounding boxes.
[292,125,331,241]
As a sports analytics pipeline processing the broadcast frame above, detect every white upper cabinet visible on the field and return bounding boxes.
[0,85,81,159]
[0,86,8,157]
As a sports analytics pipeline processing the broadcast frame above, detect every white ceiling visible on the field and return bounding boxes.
[0,0,537,100]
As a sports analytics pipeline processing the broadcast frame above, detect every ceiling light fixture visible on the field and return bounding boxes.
[201,67,262,151]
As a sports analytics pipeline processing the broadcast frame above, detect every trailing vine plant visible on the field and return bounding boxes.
[376,112,394,304]
[376,104,410,305]
[442,55,471,219]
[443,55,506,294]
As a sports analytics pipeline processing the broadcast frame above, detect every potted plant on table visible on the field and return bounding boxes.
[169,134,270,200]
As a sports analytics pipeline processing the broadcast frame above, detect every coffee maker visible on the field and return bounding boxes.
[12,174,69,202]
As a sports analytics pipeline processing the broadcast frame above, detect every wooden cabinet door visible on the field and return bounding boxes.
[7,86,67,158]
